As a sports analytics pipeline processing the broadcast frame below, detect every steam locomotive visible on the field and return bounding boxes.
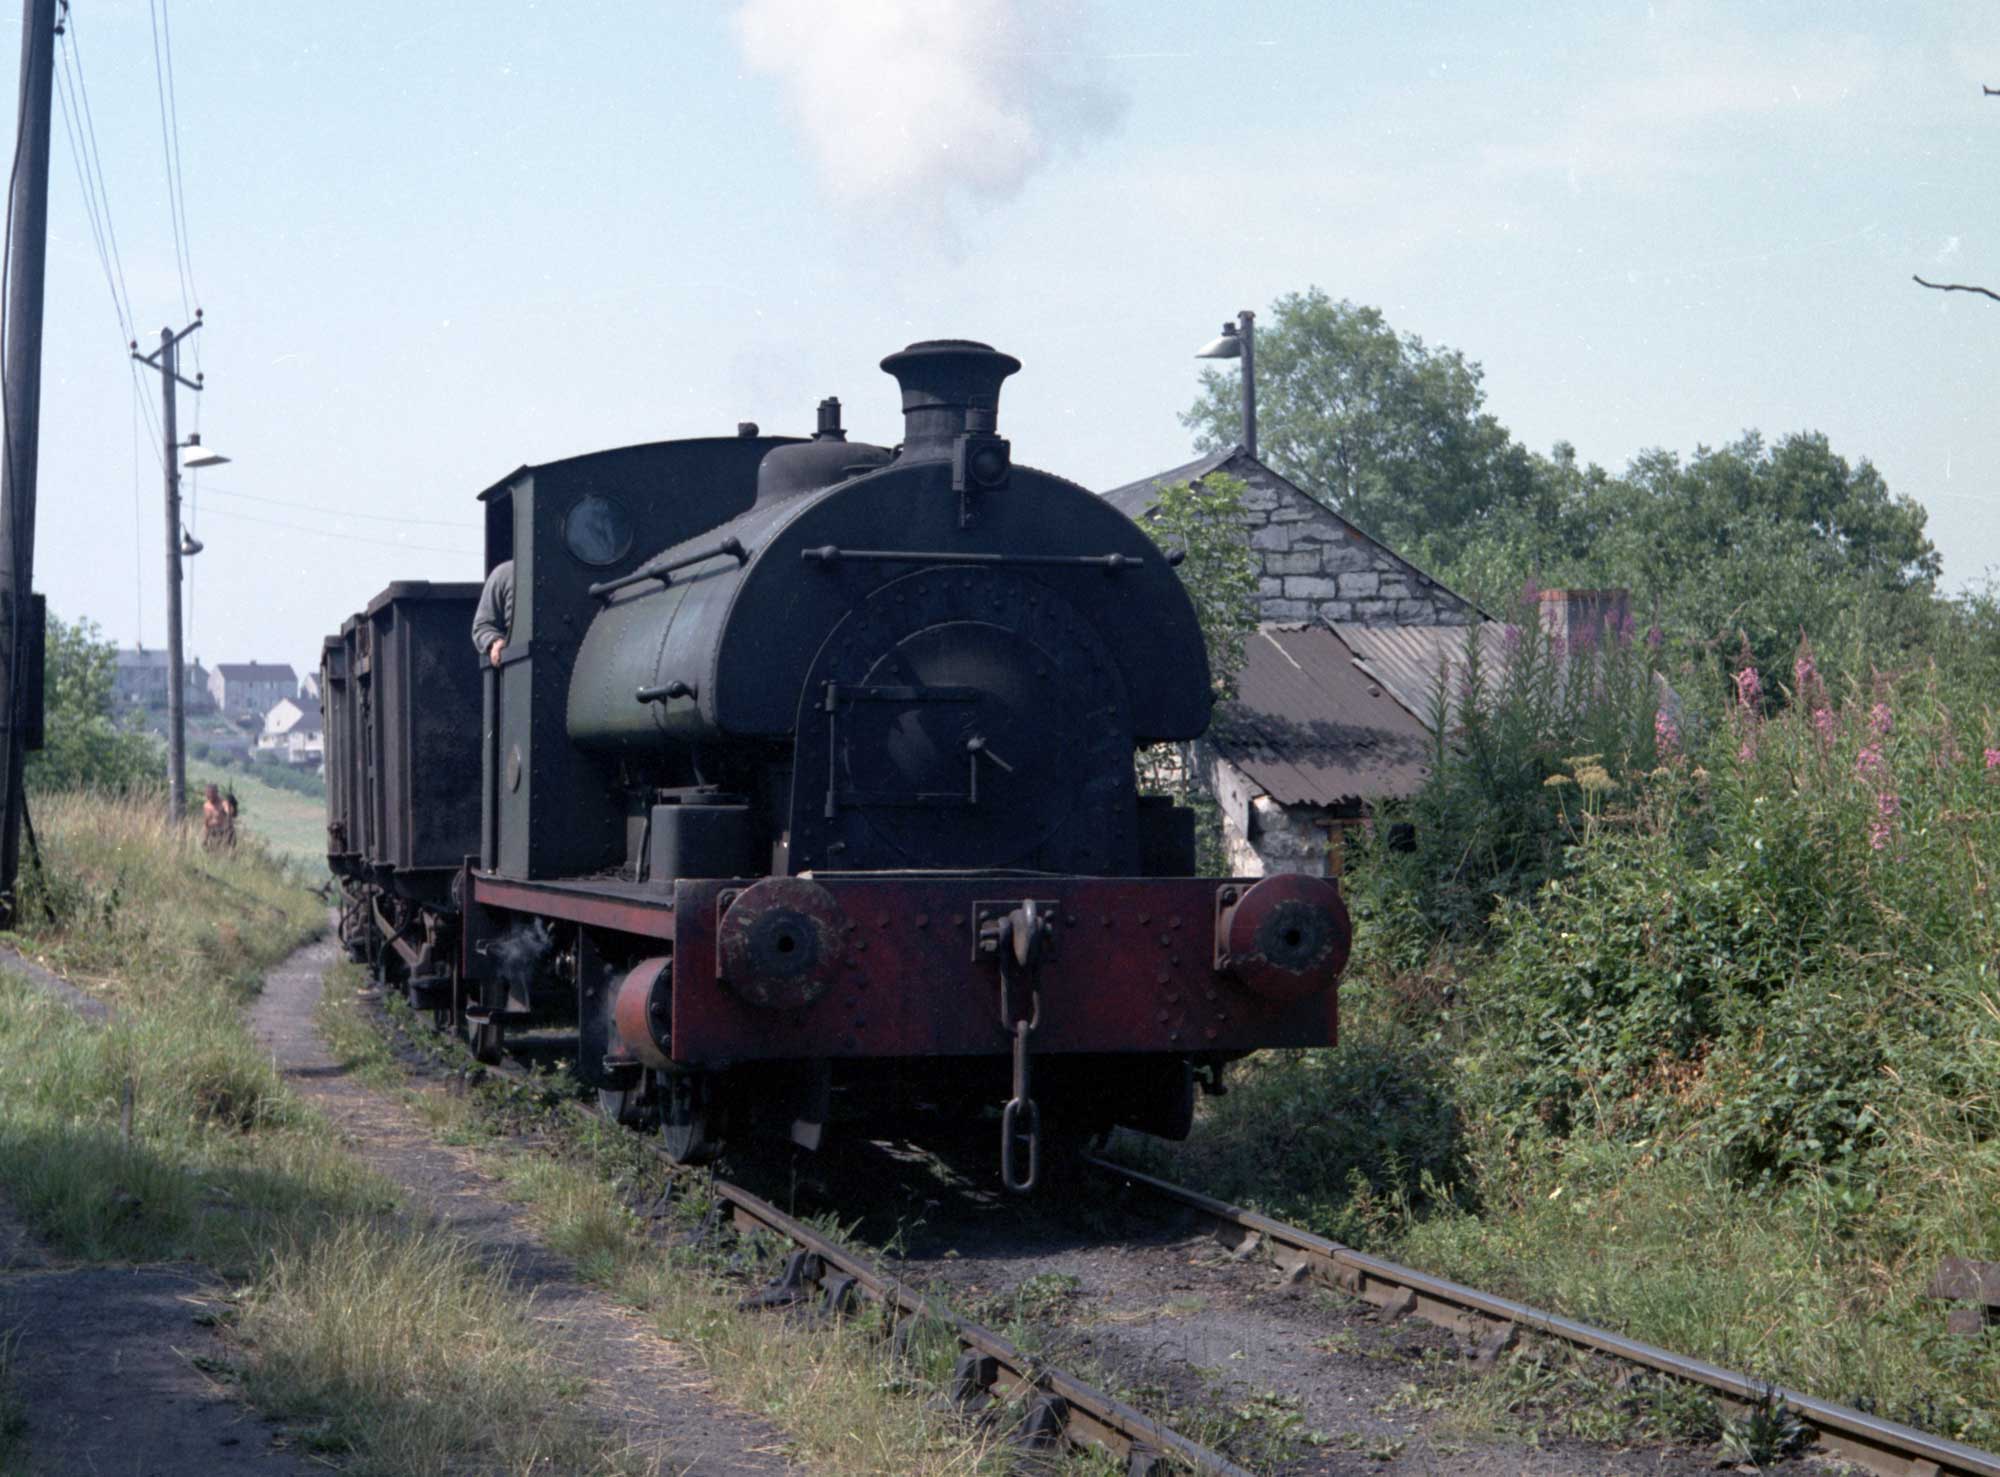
[323,339,1349,1190]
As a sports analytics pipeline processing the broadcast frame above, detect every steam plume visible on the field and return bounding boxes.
[735,0,1125,212]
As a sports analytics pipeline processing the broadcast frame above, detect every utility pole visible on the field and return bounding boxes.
[133,316,203,822]
[0,0,59,923]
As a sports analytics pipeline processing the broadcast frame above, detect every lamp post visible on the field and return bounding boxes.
[133,316,227,822]
[1195,309,1257,461]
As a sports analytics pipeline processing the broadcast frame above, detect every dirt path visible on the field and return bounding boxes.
[0,962,314,1476]
[248,940,792,1475]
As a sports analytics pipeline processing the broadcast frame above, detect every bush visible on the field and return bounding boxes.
[1145,1028,1467,1242]
[1355,583,1665,942]
[28,614,162,795]
[1469,646,2000,1185]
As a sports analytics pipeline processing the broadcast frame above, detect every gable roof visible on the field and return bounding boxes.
[1210,625,1436,808]
[216,662,297,684]
[1100,447,1238,519]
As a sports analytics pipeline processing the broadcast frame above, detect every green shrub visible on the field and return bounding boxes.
[1151,1028,1467,1241]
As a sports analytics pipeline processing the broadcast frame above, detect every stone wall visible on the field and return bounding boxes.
[1230,458,1474,628]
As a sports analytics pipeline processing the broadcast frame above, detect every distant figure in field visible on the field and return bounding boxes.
[201,784,236,851]
[471,560,515,667]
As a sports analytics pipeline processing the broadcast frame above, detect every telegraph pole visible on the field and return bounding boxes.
[133,316,202,821]
[0,0,59,921]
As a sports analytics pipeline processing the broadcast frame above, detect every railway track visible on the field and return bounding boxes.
[406,1003,2000,1477]
[443,1030,1254,1476]
[1086,1156,2000,1477]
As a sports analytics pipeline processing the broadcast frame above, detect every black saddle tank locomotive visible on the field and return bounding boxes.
[324,339,1350,1189]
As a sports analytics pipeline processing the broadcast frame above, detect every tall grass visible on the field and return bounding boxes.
[1155,641,2000,1450]
[0,793,663,1475]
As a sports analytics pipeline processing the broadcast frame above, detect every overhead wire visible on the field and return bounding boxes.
[197,503,478,558]
[144,0,191,319]
[199,484,477,530]
[52,40,124,343]
[56,6,133,340]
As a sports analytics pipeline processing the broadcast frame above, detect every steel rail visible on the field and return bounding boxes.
[453,1048,1251,1475]
[1087,1156,2000,1477]
[708,1175,1254,1477]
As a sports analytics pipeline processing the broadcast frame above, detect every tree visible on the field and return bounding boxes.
[1428,431,1941,684]
[1181,288,1529,553]
[1142,473,1259,699]
[28,615,163,794]
[1135,474,1259,870]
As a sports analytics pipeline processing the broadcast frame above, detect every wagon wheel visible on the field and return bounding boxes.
[659,1070,724,1165]
[597,1080,650,1128]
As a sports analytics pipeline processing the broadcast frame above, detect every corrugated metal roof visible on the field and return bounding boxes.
[1331,622,1514,730]
[1099,447,1238,519]
[1210,625,1437,807]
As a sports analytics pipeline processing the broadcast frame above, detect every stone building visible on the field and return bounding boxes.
[1101,446,1477,628]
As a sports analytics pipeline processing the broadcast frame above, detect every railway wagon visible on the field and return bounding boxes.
[325,339,1351,1189]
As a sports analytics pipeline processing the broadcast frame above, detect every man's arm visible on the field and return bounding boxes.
[470,563,512,660]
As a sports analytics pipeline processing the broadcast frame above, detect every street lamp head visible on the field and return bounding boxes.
[1195,322,1242,360]
[181,435,230,469]
[180,528,204,557]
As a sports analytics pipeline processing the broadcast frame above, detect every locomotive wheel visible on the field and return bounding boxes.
[659,1070,723,1165]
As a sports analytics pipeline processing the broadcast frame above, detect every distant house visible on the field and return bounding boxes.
[298,672,320,701]
[210,661,298,718]
[258,696,324,767]
[113,648,213,712]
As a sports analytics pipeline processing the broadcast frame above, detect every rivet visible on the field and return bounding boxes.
[1138,913,1151,925]
[1204,1027,1218,1041]
[1159,933,1171,948]
[1155,1010,1169,1024]
[1156,970,1169,985]
[1204,989,1217,1001]
[855,939,868,952]
[915,913,929,929]
[1169,1031,1181,1043]
[1171,955,1181,968]
[1166,991,1180,1004]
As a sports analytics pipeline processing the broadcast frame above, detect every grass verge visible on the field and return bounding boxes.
[0,791,662,1475]
[323,971,1113,1477]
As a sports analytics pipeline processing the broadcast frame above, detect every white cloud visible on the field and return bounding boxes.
[733,0,1124,217]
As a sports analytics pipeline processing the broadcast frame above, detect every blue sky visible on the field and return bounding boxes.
[9,1,1998,677]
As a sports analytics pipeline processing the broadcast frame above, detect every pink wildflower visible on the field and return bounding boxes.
[1645,624,1664,650]
[1811,708,1836,741]
[1734,666,1762,709]
[1793,652,1817,690]
[1985,747,2000,770]
[1877,792,1900,820]
[1869,821,1892,851]
[1856,744,1884,777]
[1870,702,1893,735]
[1654,710,1680,756]
[1737,738,1756,764]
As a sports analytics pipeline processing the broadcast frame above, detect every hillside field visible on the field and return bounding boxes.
[186,757,326,872]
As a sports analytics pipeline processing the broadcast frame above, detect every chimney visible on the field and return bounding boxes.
[1538,588,1631,652]
[878,339,1021,464]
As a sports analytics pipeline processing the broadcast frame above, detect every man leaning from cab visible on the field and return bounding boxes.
[471,559,514,667]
